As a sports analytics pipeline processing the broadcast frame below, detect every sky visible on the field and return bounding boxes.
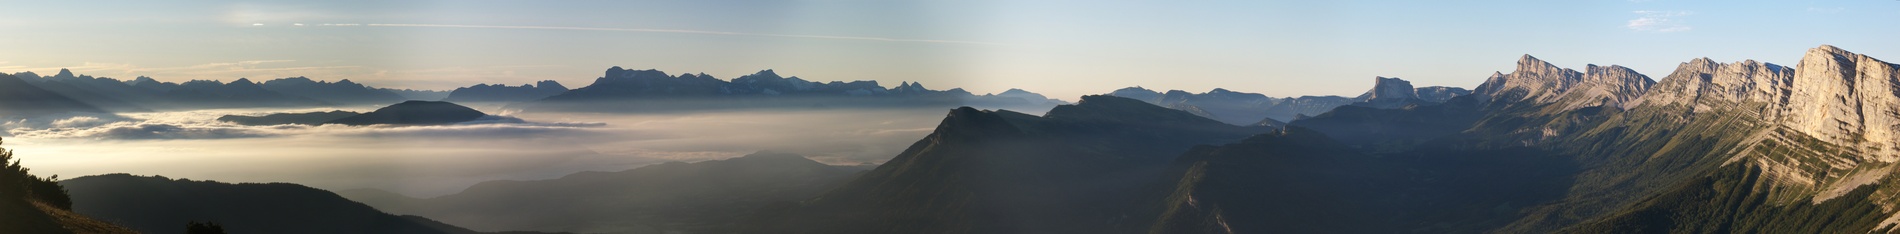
[1,0,1894,100]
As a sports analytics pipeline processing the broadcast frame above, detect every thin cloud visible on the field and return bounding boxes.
[362,23,1006,46]
[11,60,364,81]
[1807,7,1844,14]
[1628,11,1693,32]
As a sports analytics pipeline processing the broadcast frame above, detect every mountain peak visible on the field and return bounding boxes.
[1810,44,1848,56]
[1360,76,1418,101]
[753,69,781,78]
[1518,54,1551,67]
[1044,95,1229,127]
[1477,54,1653,111]
[54,68,76,79]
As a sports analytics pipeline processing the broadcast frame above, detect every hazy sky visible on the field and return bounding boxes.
[2,0,1893,100]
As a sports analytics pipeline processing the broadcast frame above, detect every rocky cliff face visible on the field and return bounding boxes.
[1473,55,1655,111]
[1349,76,1471,109]
[1632,45,1900,163]
[1784,45,1900,162]
[1357,76,1419,101]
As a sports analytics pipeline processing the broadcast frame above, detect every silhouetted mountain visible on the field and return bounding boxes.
[342,152,868,234]
[1107,78,1468,126]
[383,88,453,101]
[1350,76,1472,109]
[60,174,549,234]
[327,101,488,126]
[261,77,410,105]
[442,81,568,103]
[515,68,1064,113]
[7,70,151,113]
[1107,87,1291,125]
[0,74,113,121]
[745,95,1269,233]
[18,70,338,110]
[218,111,363,126]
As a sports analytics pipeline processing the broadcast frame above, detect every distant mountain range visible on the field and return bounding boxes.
[512,68,1069,113]
[1107,76,1470,126]
[0,73,113,121]
[8,69,427,111]
[443,81,569,103]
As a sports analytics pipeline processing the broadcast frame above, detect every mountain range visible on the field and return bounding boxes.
[737,45,1900,233]
[442,81,569,103]
[16,45,1900,233]
[1108,76,1470,126]
[513,68,1069,113]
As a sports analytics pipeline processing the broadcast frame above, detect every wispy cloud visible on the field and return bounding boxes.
[1627,10,1693,32]
[8,60,364,81]
[360,23,1006,46]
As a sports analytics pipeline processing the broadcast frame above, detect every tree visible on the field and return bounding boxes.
[0,137,72,209]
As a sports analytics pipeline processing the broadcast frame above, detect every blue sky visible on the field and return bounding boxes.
[1,0,1893,100]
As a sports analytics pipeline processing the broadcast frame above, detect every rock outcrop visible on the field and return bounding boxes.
[1473,55,1655,111]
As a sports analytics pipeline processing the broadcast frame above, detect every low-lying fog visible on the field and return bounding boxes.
[4,106,964,197]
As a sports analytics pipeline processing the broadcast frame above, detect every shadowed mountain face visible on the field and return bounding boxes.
[327,101,488,126]
[14,70,337,111]
[442,81,569,103]
[1146,128,1574,233]
[0,74,112,120]
[261,77,411,105]
[1108,76,1468,126]
[59,174,502,234]
[340,152,868,234]
[745,95,1269,233]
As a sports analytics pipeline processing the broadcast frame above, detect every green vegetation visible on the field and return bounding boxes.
[1559,165,1892,233]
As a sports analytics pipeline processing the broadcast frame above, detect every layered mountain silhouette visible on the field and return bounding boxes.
[514,68,1066,113]
[60,174,557,234]
[260,77,411,105]
[442,81,569,103]
[0,73,113,121]
[744,95,1269,233]
[1108,76,1468,126]
[340,152,869,234]
[13,70,360,111]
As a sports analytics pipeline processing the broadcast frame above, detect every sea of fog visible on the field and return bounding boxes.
[3,106,965,197]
